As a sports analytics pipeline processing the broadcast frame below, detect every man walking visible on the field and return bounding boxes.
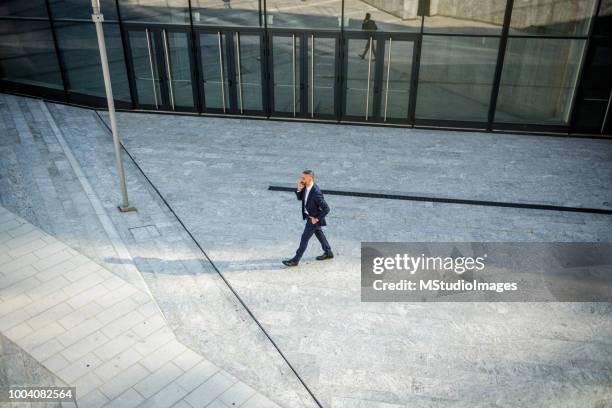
[283,170,334,267]
[359,13,378,60]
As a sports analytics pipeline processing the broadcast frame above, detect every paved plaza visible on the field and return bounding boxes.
[1,92,612,407]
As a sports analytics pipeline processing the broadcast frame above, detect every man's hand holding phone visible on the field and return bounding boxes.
[297,181,305,192]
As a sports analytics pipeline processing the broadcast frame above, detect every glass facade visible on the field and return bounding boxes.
[0,20,64,90]
[416,35,499,122]
[55,22,130,101]
[495,38,585,125]
[0,0,610,135]
[423,0,506,35]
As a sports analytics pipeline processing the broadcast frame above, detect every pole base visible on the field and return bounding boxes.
[118,206,137,213]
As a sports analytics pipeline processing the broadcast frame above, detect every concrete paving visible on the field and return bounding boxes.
[0,93,315,408]
[0,205,280,407]
[102,108,612,407]
[1,92,612,408]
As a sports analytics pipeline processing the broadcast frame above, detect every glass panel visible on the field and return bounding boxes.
[200,32,230,111]
[308,36,335,116]
[235,34,262,111]
[272,35,301,114]
[191,0,261,27]
[423,0,506,35]
[343,0,420,32]
[495,38,586,125]
[49,0,118,21]
[166,31,194,108]
[56,22,130,102]
[118,0,189,24]
[416,35,499,122]
[129,30,162,107]
[0,20,63,89]
[0,0,48,17]
[382,39,413,120]
[266,0,341,30]
[508,0,598,36]
[596,0,612,36]
[345,38,377,118]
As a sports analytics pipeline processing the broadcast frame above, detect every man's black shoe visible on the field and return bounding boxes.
[316,253,334,261]
[282,259,298,267]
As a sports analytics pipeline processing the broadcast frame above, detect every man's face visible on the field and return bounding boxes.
[300,173,312,186]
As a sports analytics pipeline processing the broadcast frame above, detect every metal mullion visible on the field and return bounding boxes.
[602,89,612,134]
[365,36,373,120]
[162,30,175,110]
[217,31,227,113]
[188,0,203,112]
[383,37,392,122]
[292,33,296,117]
[115,0,137,108]
[310,34,314,117]
[235,32,243,114]
[486,0,515,130]
[44,0,70,102]
[569,0,603,132]
[145,29,159,109]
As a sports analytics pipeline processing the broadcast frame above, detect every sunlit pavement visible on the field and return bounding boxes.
[1,92,612,407]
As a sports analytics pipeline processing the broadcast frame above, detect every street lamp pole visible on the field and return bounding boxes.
[91,0,135,212]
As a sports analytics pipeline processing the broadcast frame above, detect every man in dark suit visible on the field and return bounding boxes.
[283,170,333,267]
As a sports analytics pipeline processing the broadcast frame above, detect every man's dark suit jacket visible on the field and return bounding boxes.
[295,183,330,226]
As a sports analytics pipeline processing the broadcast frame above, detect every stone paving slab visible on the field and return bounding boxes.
[0,205,281,408]
[101,107,612,408]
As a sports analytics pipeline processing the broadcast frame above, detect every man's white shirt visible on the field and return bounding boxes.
[303,184,313,216]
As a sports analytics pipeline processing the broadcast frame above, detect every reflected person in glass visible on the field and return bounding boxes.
[359,13,378,60]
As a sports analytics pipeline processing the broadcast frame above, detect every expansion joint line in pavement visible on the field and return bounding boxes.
[92,110,324,408]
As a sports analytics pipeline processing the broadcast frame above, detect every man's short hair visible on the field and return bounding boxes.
[303,170,314,179]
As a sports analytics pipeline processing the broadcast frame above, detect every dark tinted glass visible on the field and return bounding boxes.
[423,0,506,35]
[118,0,189,24]
[49,0,118,21]
[343,0,420,32]
[508,0,598,36]
[595,0,612,36]
[0,0,48,18]
[416,35,499,122]
[0,20,63,89]
[191,0,261,27]
[55,22,131,101]
[266,0,342,30]
[495,38,586,125]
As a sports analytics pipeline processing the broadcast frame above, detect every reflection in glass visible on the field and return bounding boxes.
[0,20,63,89]
[345,38,377,118]
[0,0,47,17]
[235,34,263,111]
[383,39,413,121]
[129,30,162,107]
[423,0,506,34]
[272,35,301,114]
[343,0,420,32]
[416,36,499,122]
[495,38,586,125]
[191,0,261,26]
[200,32,230,111]
[49,0,118,21]
[265,0,341,30]
[308,36,336,116]
[165,32,195,108]
[56,22,130,101]
[119,0,189,24]
[508,0,598,36]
